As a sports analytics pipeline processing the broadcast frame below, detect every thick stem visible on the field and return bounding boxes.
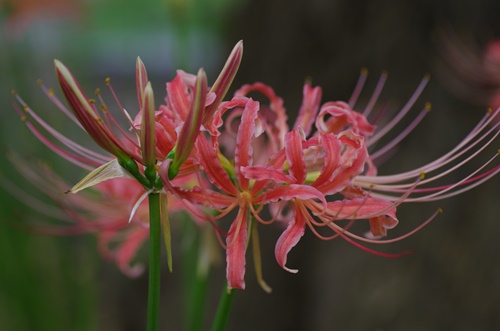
[147,193,161,331]
[210,285,235,331]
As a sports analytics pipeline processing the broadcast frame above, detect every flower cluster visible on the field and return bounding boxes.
[11,41,500,292]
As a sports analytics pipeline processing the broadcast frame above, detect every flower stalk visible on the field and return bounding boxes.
[147,192,161,331]
[210,285,235,331]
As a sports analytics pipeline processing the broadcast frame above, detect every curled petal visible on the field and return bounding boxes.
[368,215,399,238]
[235,82,288,151]
[275,205,306,273]
[316,101,375,136]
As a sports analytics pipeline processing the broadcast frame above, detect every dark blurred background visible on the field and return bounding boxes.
[1,0,499,330]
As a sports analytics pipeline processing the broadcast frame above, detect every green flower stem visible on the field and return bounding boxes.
[147,193,161,331]
[210,285,235,331]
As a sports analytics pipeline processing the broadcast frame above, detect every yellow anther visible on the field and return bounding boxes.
[97,117,104,123]
[438,207,443,214]
[105,77,110,86]
[381,69,388,76]
[48,88,55,97]
[100,104,108,112]
[497,149,500,155]
[360,67,368,76]
[36,79,42,87]
[23,105,29,112]
[20,115,27,122]
[425,102,432,111]
[88,99,96,104]
[95,88,100,96]
[487,107,493,114]
[424,73,431,80]
[11,89,16,95]
[420,172,426,180]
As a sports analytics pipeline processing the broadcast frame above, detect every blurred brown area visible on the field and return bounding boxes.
[1,0,499,330]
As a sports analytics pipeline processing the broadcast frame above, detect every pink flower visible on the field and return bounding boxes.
[438,28,500,112]
[11,41,244,276]
[172,72,499,291]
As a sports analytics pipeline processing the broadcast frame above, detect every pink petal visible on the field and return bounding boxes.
[312,133,341,187]
[240,165,290,183]
[235,98,260,190]
[275,205,306,273]
[226,205,248,290]
[326,197,397,221]
[196,135,238,196]
[254,184,327,211]
[285,129,306,183]
[166,73,191,121]
[235,82,289,151]
[293,83,322,137]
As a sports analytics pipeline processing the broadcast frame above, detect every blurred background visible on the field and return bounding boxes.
[1,0,500,330]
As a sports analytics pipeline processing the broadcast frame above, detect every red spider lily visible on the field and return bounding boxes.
[11,42,243,277]
[165,71,499,291]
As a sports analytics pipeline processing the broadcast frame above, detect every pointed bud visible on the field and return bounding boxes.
[54,59,129,160]
[140,82,156,171]
[203,40,243,124]
[136,57,149,110]
[169,68,207,179]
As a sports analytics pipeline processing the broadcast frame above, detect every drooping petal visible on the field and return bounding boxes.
[115,228,149,278]
[226,204,248,290]
[275,203,306,273]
